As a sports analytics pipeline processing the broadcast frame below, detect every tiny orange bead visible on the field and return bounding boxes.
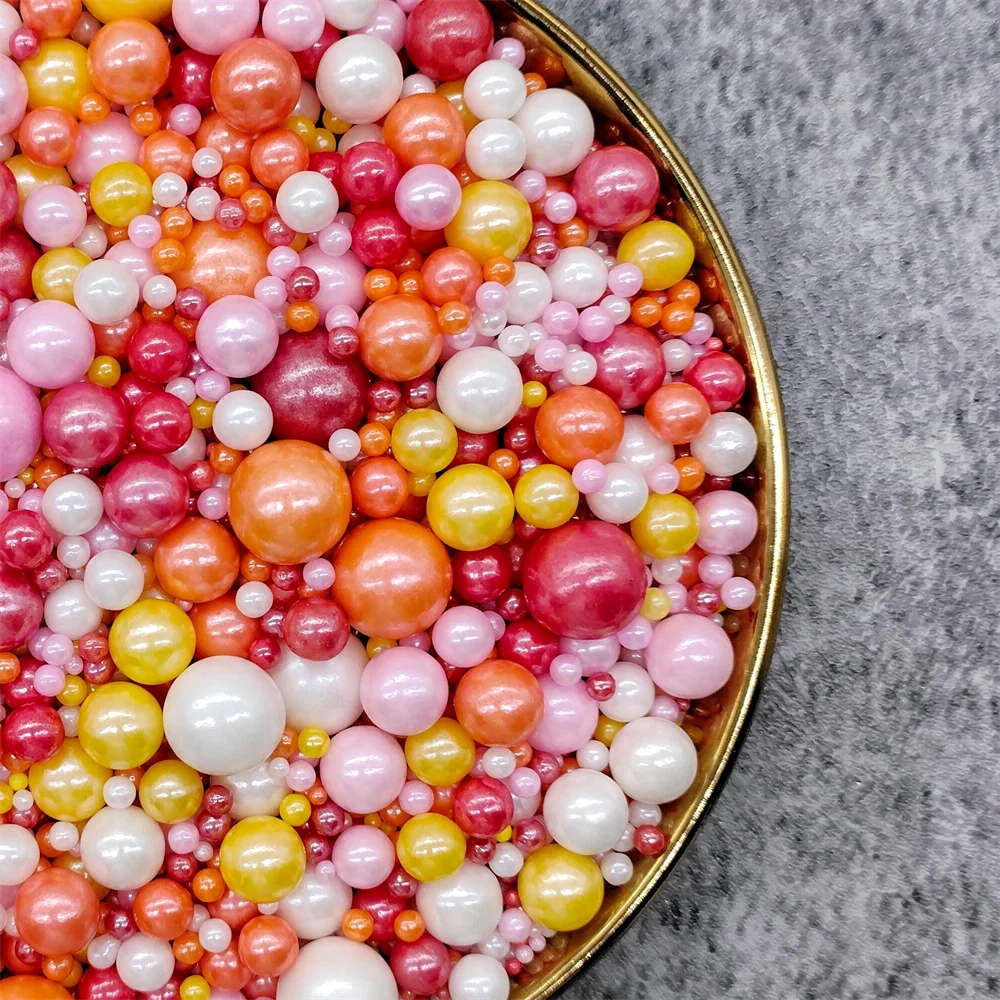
[173,316,197,339]
[192,869,224,903]
[306,783,328,805]
[524,72,546,94]
[556,218,589,247]
[483,256,516,284]
[208,443,243,474]
[397,270,422,297]
[391,249,423,276]
[42,954,74,981]
[394,910,425,943]
[78,92,110,124]
[662,302,695,335]
[674,455,706,492]
[275,726,298,759]
[286,301,319,333]
[437,300,471,335]
[342,908,375,942]
[667,278,701,308]
[142,304,174,324]
[151,238,186,274]
[240,552,271,582]
[160,207,193,240]
[241,187,272,224]
[34,459,67,490]
[511,741,533,767]
[105,224,129,246]
[630,296,663,328]
[129,104,161,137]
[0,651,20,683]
[363,269,397,300]
[219,164,250,198]
[488,448,519,479]
[453,163,478,187]
[358,423,390,457]
[173,931,204,965]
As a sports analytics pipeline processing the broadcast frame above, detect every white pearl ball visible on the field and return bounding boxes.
[512,89,595,176]
[497,324,529,358]
[464,119,526,180]
[629,801,662,826]
[115,933,174,992]
[162,656,286,776]
[318,0,378,30]
[73,259,139,325]
[142,274,176,309]
[48,820,79,852]
[214,761,287,821]
[505,262,552,325]
[464,60,527,120]
[585,461,649,523]
[74,222,108,259]
[317,35,402,125]
[562,350,597,386]
[0,824,40,886]
[542,769,629,856]
[198,917,232,953]
[276,936,397,1000]
[602,662,655,722]
[87,934,120,970]
[235,580,273,618]
[277,868,353,939]
[415,861,503,947]
[42,472,103,535]
[44,579,102,638]
[436,346,523,434]
[84,549,145,611]
[690,411,758,477]
[57,534,90,569]
[487,842,523,879]
[338,122,383,152]
[600,851,633,887]
[187,188,220,221]
[59,705,79,738]
[192,148,222,178]
[609,717,698,804]
[276,170,339,234]
[269,635,366,733]
[80,806,165,890]
[329,428,361,462]
[450,954,511,1000]
[614,414,674,473]
[166,427,207,471]
[103,775,137,808]
[151,172,186,207]
[481,746,516,779]
[576,739,610,771]
[546,246,608,308]
[212,389,274,451]
[400,73,435,97]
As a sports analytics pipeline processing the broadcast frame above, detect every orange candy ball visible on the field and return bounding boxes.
[250,129,309,190]
[0,977,72,1000]
[383,93,466,169]
[333,517,452,640]
[196,112,253,167]
[454,659,544,747]
[357,294,443,382]
[230,440,351,565]
[534,386,625,468]
[17,107,79,168]
[86,18,171,106]
[172,220,270,302]
[237,915,299,978]
[139,130,196,181]
[188,592,264,658]
[153,517,240,604]
[133,879,194,941]
[211,38,302,135]
[21,0,82,40]
[644,382,710,445]
[421,247,482,306]
[350,456,410,518]
[13,868,100,957]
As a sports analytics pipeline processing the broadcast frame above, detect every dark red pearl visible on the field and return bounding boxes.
[116,372,157,411]
[42,382,129,468]
[78,965,138,1000]
[174,286,208,321]
[103,453,190,538]
[196,808,231,844]
[353,885,407,944]
[9,802,42,828]
[687,582,722,617]
[368,379,402,413]
[586,672,616,702]
[0,565,43,653]
[497,618,559,676]
[634,824,668,856]
[0,229,40,301]
[78,631,109,663]
[294,21,340,78]
[244,975,279,1000]
[127,323,191,384]
[2,934,42,974]
[303,833,332,864]
[129,391,193,454]
[166,852,197,882]
[340,142,402,206]
[528,235,559,267]
[285,265,320,301]
[503,889,520,908]
[32,557,67,596]
[308,149,343,188]
[450,429,496,466]
[215,196,246,230]
[503,423,535,456]
[281,596,349,661]
[248,635,281,669]
[683,351,746,412]
[310,801,347,838]
[259,608,286,635]
[390,933,451,995]
[504,956,523,976]
[453,775,514,837]
[350,207,409,268]
[186,460,215,492]
[262,213,295,247]
[386,866,418,899]
[8,25,40,60]
[327,325,359,358]
[82,656,116,685]
[168,48,216,107]
[3,702,64,763]
[0,510,52,571]
[106,906,138,940]
[585,323,666,409]
[512,818,547,854]
[203,784,233,817]
[403,0,492,81]
[528,751,561,787]
[494,587,529,623]
[401,375,435,409]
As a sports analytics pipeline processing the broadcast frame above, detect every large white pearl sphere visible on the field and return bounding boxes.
[436,347,524,434]
[0,824,40,885]
[585,461,649,524]
[276,170,339,235]
[609,717,698,804]
[602,662,656,722]
[449,954,511,1000]
[213,760,286,821]
[512,89,595,176]
[44,579,102,639]
[415,861,503,947]
[269,635,366,734]
[42,472,103,535]
[83,549,145,611]
[690,412,758,477]
[542,768,629,856]
[317,35,402,125]
[115,932,174,992]
[277,867,353,939]
[211,389,274,451]
[276,936,397,1000]
[546,246,608,308]
[464,60,527,120]
[504,262,552,325]
[614,414,674,473]
[73,259,140,325]
[80,806,165,890]
[464,119,527,181]
[319,0,378,30]
[163,656,285,775]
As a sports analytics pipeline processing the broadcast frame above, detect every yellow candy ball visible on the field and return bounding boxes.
[522,381,547,407]
[404,718,475,787]
[178,974,211,1000]
[396,813,466,882]
[57,674,89,707]
[630,493,699,559]
[90,161,154,227]
[426,465,514,551]
[518,845,605,932]
[444,181,532,264]
[391,409,458,475]
[366,637,396,658]
[29,737,111,823]
[594,715,624,747]
[514,464,579,530]
[641,586,671,621]
[321,111,350,134]
[279,793,311,826]
[8,773,27,792]
[84,0,173,22]
[309,128,337,153]
[88,355,121,386]
[189,398,215,430]
[437,80,479,133]
[32,247,90,303]
[78,681,164,770]
[283,115,315,140]
[616,220,696,291]
[0,783,12,813]
[138,759,204,824]
[109,598,196,685]
[20,40,92,113]
[219,816,307,904]
[298,727,330,758]
[5,154,71,224]
[407,471,436,498]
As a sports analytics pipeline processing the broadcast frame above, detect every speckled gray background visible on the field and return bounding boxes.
[544,1,1000,998]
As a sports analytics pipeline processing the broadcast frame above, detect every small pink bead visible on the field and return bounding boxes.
[168,822,200,854]
[577,305,615,343]
[194,370,230,402]
[509,767,540,798]
[316,860,336,879]
[499,908,531,942]
[721,576,756,611]
[168,103,201,136]
[534,338,568,372]
[617,615,653,650]
[28,628,53,658]
[484,610,505,640]
[544,191,577,224]
[649,695,682,723]
[399,780,434,816]
[318,222,352,256]
[197,487,229,520]
[41,632,74,666]
[302,557,336,589]
[541,300,578,337]
[267,246,300,278]
[18,490,44,513]
[571,459,607,494]
[664,582,688,614]
[64,655,84,675]
[325,305,359,330]
[127,215,161,249]
[683,312,715,345]
[398,631,431,650]
[447,329,476,351]
[515,944,535,964]
[475,281,507,312]
[549,653,583,686]
[286,760,317,792]
[489,37,526,67]
[10,298,33,321]
[33,664,65,697]
[513,169,546,203]
[607,263,643,297]
[699,554,734,586]
[254,275,287,309]
[646,462,680,494]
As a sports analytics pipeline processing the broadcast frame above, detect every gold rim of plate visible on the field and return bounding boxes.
[497,2,791,997]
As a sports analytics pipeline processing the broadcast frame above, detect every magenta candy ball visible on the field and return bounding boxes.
[529,675,599,755]
[694,491,759,555]
[394,164,462,230]
[171,0,261,55]
[7,300,95,390]
[0,163,20,229]
[67,113,144,186]
[430,605,495,668]
[103,453,190,539]
[359,646,449,736]
[522,521,647,640]
[299,245,367,315]
[646,614,734,699]
[330,824,395,890]
[0,368,42,481]
[195,294,279,378]
[0,230,40,301]
[42,382,128,468]
[0,56,27,135]
[23,185,87,248]
[320,725,407,815]
[0,564,43,653]
[571,145,659,232]
[584,323,666,410]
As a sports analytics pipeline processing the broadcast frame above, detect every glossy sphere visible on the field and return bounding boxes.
[608,716,697,804]
[275,937,397,1000]
[252,330,368,445]
[403,0,492,81]
[542,768,628,856]
[454,660,543,747]
[534,386,625,468]
[133,879,194,941]
[3,703,63,763]
[413,860,503,948]
[333,518,451,639]
[138,759,203,824]
[17,106,78,168]
[42,382,127,467]
[646,613,734,699]
[360,645,448,736]
[153,518,239,603]
[391,409,458,475]
[211,38,301,134]
[104,453,189,539]
[13,866,99,957]
[572,146,659,231]
[320,725,406,815]
[78,680,163,769]
[405,718,475,787]
[238,915,299,978]
[444,181,532,264]
[0,370,42,481]
[452,776,513,837]
[518,845,604,932]
[28,738,110,822]
[220,816,306,904]
[523,521,646,639]
[87,18,169,105]
[351,456,409,517]
[397,812,467,883]
[630,493,700,559]
[7,299,95,389]
[427,464,514,551]
[316,35,403,126]
[189,593,263,659]
[108,598,196,685]
[514,464,579,529]
[357,294,442,381]
[586,323,666,409]
[89,161,152,226]
[1,567,43,652]
[384,93,465,169]
[230,440,351,564]
[390,933,450,996]
[617,220,696,291]
[174,221,270,302]
[0,977,71,1000]
[683,351,746,412]
[20,39,92,113]
[644,382,710,445]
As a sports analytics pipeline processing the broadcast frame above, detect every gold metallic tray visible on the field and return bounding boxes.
[495,2,790,997]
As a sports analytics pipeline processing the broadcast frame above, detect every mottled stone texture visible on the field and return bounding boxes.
[544,0,1000,997]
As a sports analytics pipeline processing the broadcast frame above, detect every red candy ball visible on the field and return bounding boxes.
[42,383,129,468]
[403,0,492,81]
[103,453,190,538]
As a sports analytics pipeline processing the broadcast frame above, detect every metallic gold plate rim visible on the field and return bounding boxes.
[501,2,791,997]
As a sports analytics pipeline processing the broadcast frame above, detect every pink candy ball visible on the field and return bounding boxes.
[0,56,27,135]
[263,0,326,52]
[299,245,368,315]
[67,113,143,186]
[320,725,407,815]
[359,646,449,736]
[23,185,87,248]
[0,367,43,481]
[529,676,599,756]
[195,295,280,378]
[7,300,95,389]
[646,614,734,699]
[430,606,495,668]
[394,164,462,230]
[694,491,759,555]
[331,824,395,889]
[171,0,260,55]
